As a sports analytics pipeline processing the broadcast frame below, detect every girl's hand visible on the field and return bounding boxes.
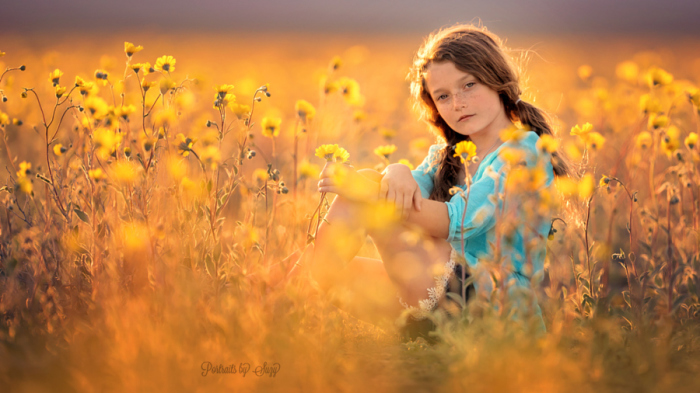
[317,162,378,202]
[380,163,422,219]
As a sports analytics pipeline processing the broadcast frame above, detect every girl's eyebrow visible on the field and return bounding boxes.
[430,75,474,96]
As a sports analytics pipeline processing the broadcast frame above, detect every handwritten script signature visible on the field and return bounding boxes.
[200,362,280,377]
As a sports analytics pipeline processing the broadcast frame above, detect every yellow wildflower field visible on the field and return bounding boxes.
[1,32,700,392]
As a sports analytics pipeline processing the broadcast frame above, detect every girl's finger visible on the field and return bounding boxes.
[402,193,412,220]
[379,179,389,201]
[413,188,423,212]
[386,189,396,206]
[317,178,337,188]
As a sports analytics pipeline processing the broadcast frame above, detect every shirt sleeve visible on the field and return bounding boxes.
[444,157,507,243]
[444,139,550,244]
[411,144,444,199]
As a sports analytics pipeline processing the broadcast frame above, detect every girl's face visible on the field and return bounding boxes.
[424,60,510,140]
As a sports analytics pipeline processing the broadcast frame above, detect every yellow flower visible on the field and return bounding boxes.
[536,134,559,153]
[298,160,320,179]
[661,126,680,158]
[499,125,526,142]
[0,51,5,57]
[615,61,639,83]
[554,177,578,197]
[639,94,661,114]
[84,96,109,119]
[129,63,145,74]
[324,80,340,94]
[88,168,105,182]
[690,91,700,108]
[315,144,339,161]
[0,111,9,126]
[378,127,396,140]
[111,161,140,186]
[410,137,431,152]
[200,146,222,170]
[330,56,342,70]
[74,76,87,87]
[159,78,177,94]
[333,147,350,163]
[155,55,176,73]
[94,69,109,86]
[114,104,136,120]
[154,107,177,127]
[141,62,154,76]
[337,77,364,107]
[648,113,669,129]
[16,161,31,178]
[176,133,197,157]
[92,128,122,159]
[398,159,414,170]
[505,166,529,193]
[253,168,269,184]
[646,67,673,87]
[53,143,67,156]
[79,80,96,96]
[636,131,653,149]
[685,132,698,150]
[295,99,316,123]
[124,42,144,57]
[215,84,235,98]
[213,92,235,109]
[577,65,593,81]
[55,85,67,99]
[141,79,155,93]
[453,141,477,163]
[228,102,251,120]
[578,174,595,200]
[16,177,32,194]
[261,117,281,138]
[374,144,398,160]
[49,69,63,86]
[599,174,610,187]
[353,110,366,122]
[500,146,525,166]
[570,122,593,136]
[583,132,606,150]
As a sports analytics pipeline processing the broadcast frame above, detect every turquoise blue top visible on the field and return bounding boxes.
[411,130,555,331]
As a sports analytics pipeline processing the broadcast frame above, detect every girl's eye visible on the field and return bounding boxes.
[437,94,448,101]
[465,82,475,88]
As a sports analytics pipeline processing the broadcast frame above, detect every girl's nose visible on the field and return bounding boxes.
[453,91,467,110]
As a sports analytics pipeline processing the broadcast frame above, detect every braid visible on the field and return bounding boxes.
[429,125,468,202]
[513,99,577,179]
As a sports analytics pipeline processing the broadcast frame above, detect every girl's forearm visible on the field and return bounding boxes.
[357,168,450,239]
[405,199,450,239]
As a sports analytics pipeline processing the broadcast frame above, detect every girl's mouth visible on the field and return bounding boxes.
[458,114,474,122]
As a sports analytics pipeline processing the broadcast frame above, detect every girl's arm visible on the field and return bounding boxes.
[318,163,451,239]
[405,198,450,239]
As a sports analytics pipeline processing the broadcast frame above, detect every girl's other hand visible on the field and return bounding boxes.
[380,163,422,220]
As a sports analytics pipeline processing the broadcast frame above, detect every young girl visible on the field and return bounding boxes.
[289,24,571,342]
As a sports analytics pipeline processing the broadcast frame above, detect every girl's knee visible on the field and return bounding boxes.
[357,168,383,183]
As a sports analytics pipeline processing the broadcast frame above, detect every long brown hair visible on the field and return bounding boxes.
[407,24,574,202]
